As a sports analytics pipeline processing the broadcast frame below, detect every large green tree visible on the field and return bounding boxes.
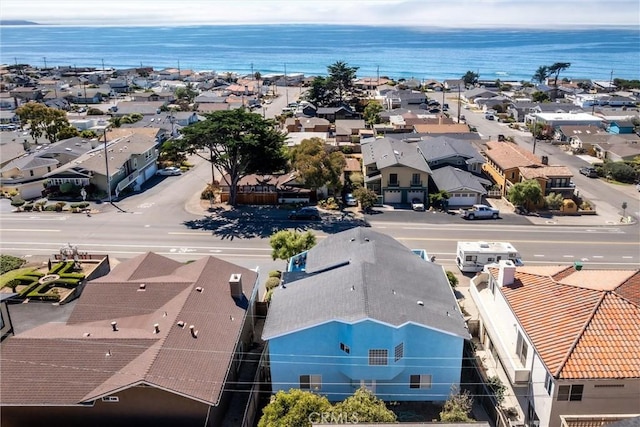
[508,179,543,211]
[269,230,316,263]
[439,387,474,422]
[363,100,383,127]
[548,62,571,100]
[258,389,332,427]
[332,387,397,423]
[327,60,359,104]
[179,109,287,206]
[289,138,346,195]
[462,70,479,87]
[15,102,69,143]
[305,76,333,107]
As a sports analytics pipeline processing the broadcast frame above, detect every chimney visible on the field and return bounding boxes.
[541,155,549,165]
[111,321,118,332]
[229,274,243,299]
[497,260,516,287]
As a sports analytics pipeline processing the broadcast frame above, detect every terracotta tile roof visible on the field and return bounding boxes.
[493,267,640,379]
[484,141,541,170]
[0,253,258,406]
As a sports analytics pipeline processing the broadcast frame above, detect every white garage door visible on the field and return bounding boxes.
[448,193,477,206]
[407,190,424,202]
[384,190,402,204]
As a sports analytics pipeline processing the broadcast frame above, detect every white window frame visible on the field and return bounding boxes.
[300,374,322,391]
[394,343,404,362]
[369,349,388,366]
[410,374,432,389]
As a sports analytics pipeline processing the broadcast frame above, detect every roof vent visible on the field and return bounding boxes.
[177,320,185,328]
[106,349,112,357]
[138,283,146,291]
[153,323,160,334]
[84,332,91,337]
[195,286,203,292]
[189,325,198,338]
[350,238,355,242]
[392,289,396,295]
[364,238,370,242]
[111,321,118,332]
[350,285,355,291]
[417,301,424,306]
[229,315,234,321]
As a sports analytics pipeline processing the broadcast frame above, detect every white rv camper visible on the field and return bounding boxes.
[456,241,523,272]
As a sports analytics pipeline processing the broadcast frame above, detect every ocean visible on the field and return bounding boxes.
[1,25,638,81]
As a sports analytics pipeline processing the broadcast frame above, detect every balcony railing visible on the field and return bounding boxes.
[410,181,423,187]
[387,181,399,187]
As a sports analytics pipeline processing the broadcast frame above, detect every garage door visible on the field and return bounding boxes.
[407,190,424,202]
[448,193,477,207]
[383,190,402,204]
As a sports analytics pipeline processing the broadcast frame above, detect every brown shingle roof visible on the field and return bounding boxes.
[1,253,258,406]
[493,267,640,379]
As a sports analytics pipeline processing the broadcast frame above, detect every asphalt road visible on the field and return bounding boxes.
[1,153,638,272]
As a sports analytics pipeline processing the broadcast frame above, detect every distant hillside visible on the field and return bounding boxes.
[0,20,40,26]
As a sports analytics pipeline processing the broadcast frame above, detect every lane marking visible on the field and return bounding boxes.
[0,229,60,233]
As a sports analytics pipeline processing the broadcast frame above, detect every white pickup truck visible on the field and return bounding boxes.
[461,204,500,220]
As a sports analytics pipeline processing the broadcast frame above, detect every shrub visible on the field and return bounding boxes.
[44,204,57,211]
[265,277,281,290]
[487,376,506,404]
[264,288,275,303]
[10,196,25,208]
[6,279,21,291]
[0,255,26,274]
[200,182,219,200]
[446,271,459,288]
[23,204,34,211]
[268,270,282,278]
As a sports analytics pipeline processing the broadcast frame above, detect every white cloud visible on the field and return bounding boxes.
[1,0,638,27]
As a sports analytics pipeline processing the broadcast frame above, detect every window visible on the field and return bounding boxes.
[411,173,420,185]
[369,349,388,366]
[410,374,432,389]
[394,343,404,362]
[487,257,495,262]
[300,374,322,391]
[102,396,119,402]
[389,173,398,185]
[340,342,350,354]
[557,384,583,401]
[465,255,477,262]
[30,170,34,176]
[516,331,528,366]
[545,372,553,395]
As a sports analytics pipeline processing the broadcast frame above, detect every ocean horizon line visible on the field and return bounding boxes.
[2,22,639,31]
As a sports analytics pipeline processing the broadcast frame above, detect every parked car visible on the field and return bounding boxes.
[461,204,500,220]
[288,207,321,220]
[344,193,358,207]
[485,114,495,121]
[156,166,182,176]
[411,198,425,211]
[579,167,598,178]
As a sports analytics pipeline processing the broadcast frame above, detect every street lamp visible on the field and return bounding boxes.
[101,127,112,204]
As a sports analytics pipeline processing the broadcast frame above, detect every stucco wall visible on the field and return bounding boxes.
[268,319,464,402]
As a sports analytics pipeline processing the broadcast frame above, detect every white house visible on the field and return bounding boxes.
[470,261,640,427]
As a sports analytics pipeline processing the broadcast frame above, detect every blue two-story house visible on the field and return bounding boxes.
[262,228,470,402]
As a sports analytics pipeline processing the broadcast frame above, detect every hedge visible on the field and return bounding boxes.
[268,270,282,278]
[265,277,281,290]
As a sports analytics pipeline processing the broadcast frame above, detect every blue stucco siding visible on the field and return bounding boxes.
[268,320,464,402]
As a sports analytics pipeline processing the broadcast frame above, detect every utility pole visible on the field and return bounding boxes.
[457,84,462,122]
[102,58,105,73]
[251,63,254,80]
[284,63,288,106]
[609,70,614,92]
[43,57,47,68]
[103,129,112,204]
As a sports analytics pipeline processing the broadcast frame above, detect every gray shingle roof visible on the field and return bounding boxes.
[431,167,490,193]
[361,137,432,173]
[262,228,469,340]
[417,136,485,164]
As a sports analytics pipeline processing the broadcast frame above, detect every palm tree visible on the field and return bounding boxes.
[532,65,550,84]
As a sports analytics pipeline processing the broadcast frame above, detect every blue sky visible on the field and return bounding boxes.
[1,0,638,27]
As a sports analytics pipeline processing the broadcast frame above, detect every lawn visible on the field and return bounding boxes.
[0,267,38,288]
